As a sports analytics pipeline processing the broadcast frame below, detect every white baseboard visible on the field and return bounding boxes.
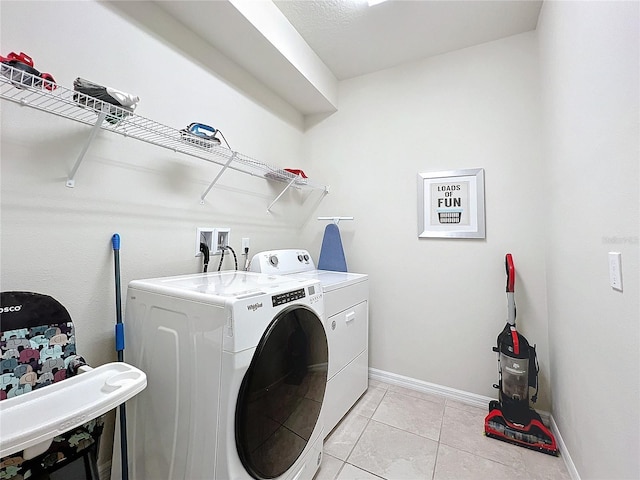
[368,367,579,480]
[369,367,495,410]
[550,415,581,480]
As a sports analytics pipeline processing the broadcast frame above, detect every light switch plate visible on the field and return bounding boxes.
[608,252,623,291]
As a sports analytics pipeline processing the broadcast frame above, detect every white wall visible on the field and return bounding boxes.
[300,32,552,408]
[0,0,321,467]
[3,1,638,478]
[537,2,640,479]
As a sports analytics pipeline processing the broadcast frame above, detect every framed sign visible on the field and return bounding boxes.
[418,168,485,238]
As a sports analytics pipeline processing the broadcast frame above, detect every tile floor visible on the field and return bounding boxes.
[314,380,571,480]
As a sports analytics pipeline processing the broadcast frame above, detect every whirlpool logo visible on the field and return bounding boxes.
[0,305,23,313]
[247,302,263,312]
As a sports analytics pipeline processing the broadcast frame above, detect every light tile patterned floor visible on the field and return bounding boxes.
[314,380,571,480]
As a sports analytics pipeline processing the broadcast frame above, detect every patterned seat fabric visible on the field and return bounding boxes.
[0,292,104,480]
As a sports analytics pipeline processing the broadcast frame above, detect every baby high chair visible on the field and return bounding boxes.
[0,291,146,480]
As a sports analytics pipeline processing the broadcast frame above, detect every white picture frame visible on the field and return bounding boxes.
[418,168,485,239]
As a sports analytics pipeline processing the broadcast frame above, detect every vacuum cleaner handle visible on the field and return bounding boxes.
[505,253,516,325]
[505,253,515,293]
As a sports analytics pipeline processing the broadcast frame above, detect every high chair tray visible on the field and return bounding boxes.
[0,362,146,457]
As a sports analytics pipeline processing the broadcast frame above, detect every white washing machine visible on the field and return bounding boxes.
[111,271,327,480]
[250,250,368,436]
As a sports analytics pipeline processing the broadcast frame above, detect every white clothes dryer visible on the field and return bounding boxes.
[250,250,369,436]
[111,271,327,480]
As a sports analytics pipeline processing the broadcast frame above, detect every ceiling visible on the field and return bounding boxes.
[273,0,543,81]
[116,1,543,117]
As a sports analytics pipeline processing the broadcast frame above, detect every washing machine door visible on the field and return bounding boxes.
[236,305,328,479]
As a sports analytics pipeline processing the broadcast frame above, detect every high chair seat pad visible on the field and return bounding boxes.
[0,292,103,480]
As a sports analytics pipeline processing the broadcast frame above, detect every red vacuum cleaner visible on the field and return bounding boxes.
[484,254,559,456]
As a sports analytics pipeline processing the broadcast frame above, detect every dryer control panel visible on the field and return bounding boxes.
[250,249,316,275]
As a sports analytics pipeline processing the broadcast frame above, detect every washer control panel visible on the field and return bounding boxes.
[272,287,306,306]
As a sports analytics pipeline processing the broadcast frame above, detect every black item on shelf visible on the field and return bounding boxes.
[0,52,56,91]
[73,77,139,125]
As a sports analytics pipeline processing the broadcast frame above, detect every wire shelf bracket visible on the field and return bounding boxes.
[200,151,237,204]
[267,176,299,213]
[66,111,107,187]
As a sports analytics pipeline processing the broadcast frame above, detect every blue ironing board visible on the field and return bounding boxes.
[317,223,347,272]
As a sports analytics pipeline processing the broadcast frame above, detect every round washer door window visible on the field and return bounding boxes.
[236,305,328,479]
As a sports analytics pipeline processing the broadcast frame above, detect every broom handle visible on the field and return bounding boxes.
[112,234,129,480]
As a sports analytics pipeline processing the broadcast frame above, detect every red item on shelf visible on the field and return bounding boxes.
[284,169,307,178]
[1,51,56,90]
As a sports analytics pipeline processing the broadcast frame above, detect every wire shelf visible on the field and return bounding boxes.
[0,65,326,201]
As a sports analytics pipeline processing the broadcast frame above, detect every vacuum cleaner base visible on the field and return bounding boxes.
[484,402,559,456]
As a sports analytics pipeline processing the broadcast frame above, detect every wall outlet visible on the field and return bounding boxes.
[242,237,250,251]
[196,227,215,257]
